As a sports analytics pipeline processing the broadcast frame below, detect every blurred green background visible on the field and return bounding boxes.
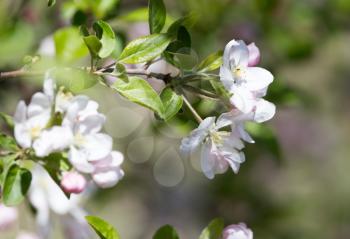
[1,0,350,239]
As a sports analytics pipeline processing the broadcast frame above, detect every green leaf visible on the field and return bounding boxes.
[3,164,32,206]
[111,76,164,117]
[119,8,149,22]
[160,88,183,121]
[93,20,116,58]
[86,216,120,239]
[149,0,166,34]
[0,113,14,129]
[153,225,179,239]
[167,13,198,38]
[118,34,171,64]
[0,134,19,153]
[0,154,17,187]
[166,26,191,54]
[83,35,102,58]
[54,27,89,63]
[48,0,56,7]
[199,218,224,239]
[112,63,127,80]
[197,50,223,72]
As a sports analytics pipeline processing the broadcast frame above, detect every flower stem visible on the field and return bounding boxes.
[181,93,203,123]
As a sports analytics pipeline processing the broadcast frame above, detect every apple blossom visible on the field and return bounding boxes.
[219,39,274,114]
[247,43,260,67]
[222,223,253,239]
[60,171,87,194]
[180,116,245,179]
[0,203,18,230]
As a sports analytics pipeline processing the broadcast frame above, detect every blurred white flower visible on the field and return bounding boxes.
[0,203,18,231]
[181,116,245,179]
[220,39,274,114]
[38,35,55,57]
[16,231,41,239]
[60,171,87,194]
[28,166,90,238]
[222,223,253,239]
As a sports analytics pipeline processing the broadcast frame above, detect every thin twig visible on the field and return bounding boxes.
[181,93,203,123]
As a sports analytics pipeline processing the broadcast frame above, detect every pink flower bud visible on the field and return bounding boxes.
[60,171,87,194]
[247,43,260,67]
[222,223,253,239]
[0,204,18,231]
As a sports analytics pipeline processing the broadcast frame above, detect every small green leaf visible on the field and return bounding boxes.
[83,35,102,58]
[0,113,14,129]
[54,27,89,63]
[118,34,171,64]
[0,134,19,153]
[160,88,183,121]
[0,154,17,187]
[111,76,164,117]
[166,26,191,54]
[112,63,127,80]
[3,164,32,206]
[48,0,56,7]
[86,216,120,239]
[167,13,198,38]
[149,0,166,34]
[153,225,179,239]
[197,50,223,72]
[93,20,116,58]
[119,8,149,22]
[199,218,224,239]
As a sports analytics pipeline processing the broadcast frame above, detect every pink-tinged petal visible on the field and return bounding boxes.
[92,169,124,188]
[222,223,253,239]
[60,171,87,194]
[254,99,276,123]
[27,92,51,118]
[223,39,249,68]
[200,140,216,179]
[14,101,27,123]
[92,151,124,173]
[230,88,255,113]
[247,43,260,67]
[244,67,273,91]
[68,146,95,173]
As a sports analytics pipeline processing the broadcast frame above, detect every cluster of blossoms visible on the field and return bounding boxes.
[181,39,275,179]
[14,76,124,191]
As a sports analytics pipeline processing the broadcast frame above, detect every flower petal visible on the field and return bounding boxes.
[83,133,113,161]
[14,101,27,123]
[254,99,276,123]
[92,169,124,188]
[247,43,260,67]
[27,92,51,118]
[14,124,32,148]
[68,146,95,173]
[200,140,216,179]
[76,113,105,135]
[230,88,255,113]
[219,66,234,91]
[43,77,55,101]
[244,67,273,91]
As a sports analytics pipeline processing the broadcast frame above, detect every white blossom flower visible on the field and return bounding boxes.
[220,39,274,114]
[28,166,90,238]
[222,223,253,239]
[181,116,245,179]
[14,91,52,149]
[0,203,18,231]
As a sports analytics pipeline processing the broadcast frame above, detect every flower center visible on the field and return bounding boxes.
[74,133,86,147]
[210,131,230,146]
[30,126,42,138]
[232,66,246,83]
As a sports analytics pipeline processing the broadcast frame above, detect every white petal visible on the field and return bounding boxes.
[254,99,276,123]
[92,169,124,188]
[230,88,255,113]
[27,92,51,118]
[180,117,215,155]
[64,96,89,126]
[82,133,113,161]
[14,123,32,148]
[33,126,73,157]
[43,77,55,100]
[216,112,234,130]
[244,67,273,91]
[92,151,124,173]
[76,114,105,135]
[235,123,255,143]
[200,141,216,179]
[219,66,234,91]
[223,39,249,68]
[14,101,27,123]
[68,146,95,173]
